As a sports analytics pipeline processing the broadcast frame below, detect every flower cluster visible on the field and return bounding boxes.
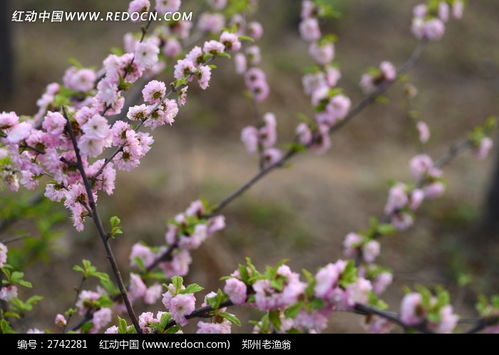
[298,1,350,154]
[129,200,225,278]
[360,61,397,94]
[241,113,282,167]
[411,0,465,41]
[400,288,458,333]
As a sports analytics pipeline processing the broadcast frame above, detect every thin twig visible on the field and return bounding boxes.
[62,107,142,333]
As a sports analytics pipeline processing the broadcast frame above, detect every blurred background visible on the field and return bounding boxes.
[1,0,498,332]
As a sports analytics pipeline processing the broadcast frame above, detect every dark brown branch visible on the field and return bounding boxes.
[62,108,142,333]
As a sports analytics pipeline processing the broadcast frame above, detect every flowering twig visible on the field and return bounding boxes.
[61,108,142,333]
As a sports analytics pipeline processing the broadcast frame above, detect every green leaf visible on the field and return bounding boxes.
[134,257,146,273]
[339,260,357,288]
[182,283,204,294]
[158,312,172,332]
[0,319,15,334]
[219,312,241,327]
[171,276,183,294]
[165,325,181,334]
[238,264,249,283]
[284,302,303,319]
[68,57,83,68]
[377,223,396,236]
[109,216,123,238]
[268,310,281,330]
[80,321,94,333]
[118,316,127,334]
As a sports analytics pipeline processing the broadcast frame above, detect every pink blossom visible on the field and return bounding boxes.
[0,243,8,267]
[82,114,110,139]
[325,66,341,87]
[0,285,17,301]
[246,46,261,66]
[96,79,119,107]
[0,111,19,129]
[417,19,446,41]
[310,124,331,154]
[220,31,241,51]
[42,112,66,136]
[155,0,181,13]
[362,240,380,263]
[138,312,157,333]
[343,233,362,258]
[129,273,147,301]
[303,73,326,96]
[309,42,334,65]
[197,65,212,90]
[163,38,182,58]
[244,68,266,89]
[7,122,32,144]
[417,121,430,143]
[452,1,464,19]
[439,2,450,22]
[409,154,434,179]
[413,4,427,18]
[159,250,192,277]
[475,137,493,160]
[203,40,225,55]
[391,212,414,230]
[299,18,321,42]
[224,278,247,305]
[91,308,112,333]
[373,272,393,295]
[293,310,329,333]
[314,260,346,299]
[185,46,203,65]
[346,277,372,305]
[128,0,150,15]
[241,127,258,153]
[78,135,106,157]
[142,80,166,104]
[144,284,162,304]
[197,319,232,333]
[234,53,247,74]
[380,61,396,81]
[130,243,157,268]
[197,13,225,33]
[105,326,118,334]
[326,94,351,122]
[174,58,196,80]
[76,290,101,315]
[423,182,445,199]
[127,104,150,122]
[409,188,425,210]
[250,80,270,102]
[433,305,459,333]
[363,316,393,334]
[296,123,313,146]
[63,67,96,92]
[385,183,408,215]
[301,0,316,19]
[55,314,67,327]
[168,293,196,326]
[248,21,264,40]
[400,293,425,326]
[208,0,227,10]
[135,39,160,70]
[263,148,282,168]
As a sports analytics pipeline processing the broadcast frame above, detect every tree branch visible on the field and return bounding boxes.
[62,108,142,333]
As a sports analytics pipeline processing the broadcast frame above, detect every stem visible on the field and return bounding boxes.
[62,108,142,334]
[64,276,86,333]
[149,40,429,271]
